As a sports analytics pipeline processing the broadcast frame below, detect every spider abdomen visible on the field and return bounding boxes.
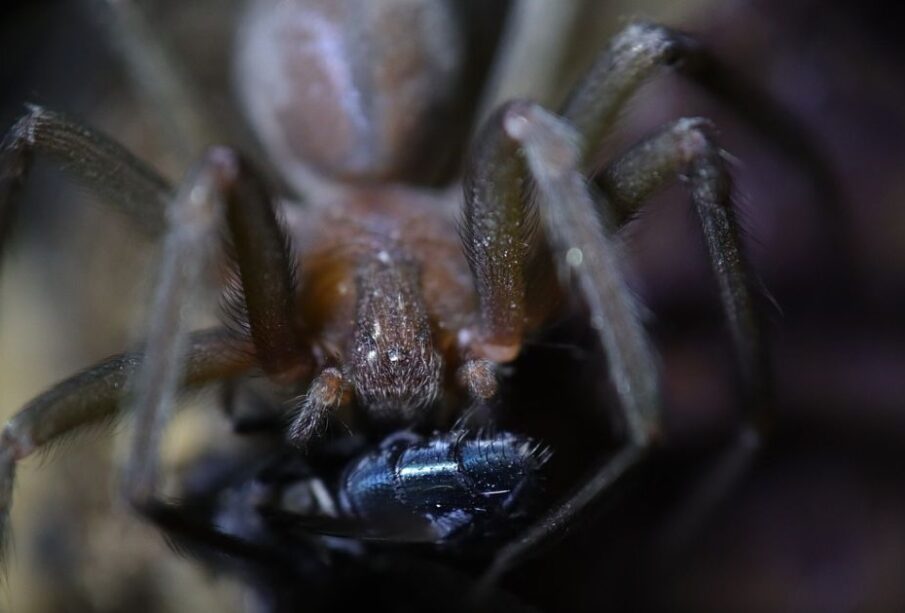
[339,432,548,542]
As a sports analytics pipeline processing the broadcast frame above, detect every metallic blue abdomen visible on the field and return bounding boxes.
[339,432,548,541]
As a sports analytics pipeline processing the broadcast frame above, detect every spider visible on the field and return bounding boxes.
[0,0,833,607]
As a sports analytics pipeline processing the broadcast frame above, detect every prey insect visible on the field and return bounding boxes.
[0,0,833,607]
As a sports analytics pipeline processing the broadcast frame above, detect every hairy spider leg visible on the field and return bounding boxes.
[475,23,798,587]
[600,118,767,419]
[562,21,848,280]
[474,103,661,591]
[120,150,312,566]
[212,148,311,381]
[126,146,314,500]
[460,100,551,366]
[559,23,773,416]
[0,109,311,383]
[0,327,253,562]
[125,150,235,501]
[558,24,781,544]
[0,105,171,252]
[599,119,768,567]
[0,141,316,568]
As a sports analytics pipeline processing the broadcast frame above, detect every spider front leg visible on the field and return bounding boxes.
[463,101,661,588]
[128,145,315,501]
[0,144,314,565]
[124,149,235,502]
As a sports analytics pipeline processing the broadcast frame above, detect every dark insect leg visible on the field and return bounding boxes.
[0,327,253,560]
[477,102,661,588]
[0,105,171,251]
[560,21,848,268]
[95,0,219,159]
[602,117,769,422]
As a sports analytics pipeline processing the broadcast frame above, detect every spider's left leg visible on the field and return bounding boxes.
[0,144,233,565]
[467,101,661,588]
[126,145,312,504]
[118,150,312,565]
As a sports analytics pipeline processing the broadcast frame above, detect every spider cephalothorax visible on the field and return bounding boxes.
[0,0,833,606]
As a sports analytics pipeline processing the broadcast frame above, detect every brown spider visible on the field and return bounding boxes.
[0,0,831,598]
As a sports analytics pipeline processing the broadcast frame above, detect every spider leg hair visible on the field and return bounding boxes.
[0,105,171,254]
[0,327,253,571]
[561,21,848,272]
[602,117,770,427]
[477,101,661,588]
[109,149,312,571]
[460,103,540,363]
[212,147,310,382]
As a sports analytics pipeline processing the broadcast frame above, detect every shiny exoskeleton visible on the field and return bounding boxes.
[339,430,548,541]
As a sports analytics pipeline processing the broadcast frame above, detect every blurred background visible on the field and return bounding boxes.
[2,0,905,611]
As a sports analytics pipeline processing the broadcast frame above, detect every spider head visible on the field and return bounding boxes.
[349,340,443,424]
[235,0,465,190]
[347,250,443,424]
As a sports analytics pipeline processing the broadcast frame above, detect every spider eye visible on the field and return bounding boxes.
[235,0,465,188]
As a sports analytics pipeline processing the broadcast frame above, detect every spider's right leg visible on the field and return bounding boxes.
[561,21,848,272]
[601,117,768,420]
[464,102,661,589]
[0,105,171,252]
[561,22,838,188]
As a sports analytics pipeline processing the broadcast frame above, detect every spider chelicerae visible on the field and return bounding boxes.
[0,0,832,608]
